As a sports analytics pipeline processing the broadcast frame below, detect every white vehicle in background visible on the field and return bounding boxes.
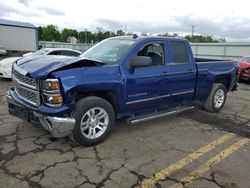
[0,46,7,55]
[23,48,82,57]
[0,57,20,78]
[0,48,82,79]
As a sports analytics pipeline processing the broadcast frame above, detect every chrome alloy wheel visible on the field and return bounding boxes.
[214,89,225,108]
[80,107,109,139]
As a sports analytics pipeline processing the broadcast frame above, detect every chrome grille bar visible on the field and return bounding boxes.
[12,64,40,107]
[12,68,37,90]
[15,86,40,106]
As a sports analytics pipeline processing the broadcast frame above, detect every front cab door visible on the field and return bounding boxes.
[124,41,172,113]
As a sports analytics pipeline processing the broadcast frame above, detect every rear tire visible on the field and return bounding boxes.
[204,83,227,113]
[72,96,115,146]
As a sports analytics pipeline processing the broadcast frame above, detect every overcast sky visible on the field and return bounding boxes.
[1,0,250,41]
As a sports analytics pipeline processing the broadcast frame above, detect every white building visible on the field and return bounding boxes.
[0,19,38,52]
[67,36,78,44]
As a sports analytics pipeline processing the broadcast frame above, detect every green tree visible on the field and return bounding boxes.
[126,32,134,36]
[61,28,78,42]
[79,31,99,43]
[141,32,148,36]
[172,33,179,37]
[96,31,105,42]
[79,31,89,43]
[158,33,173,37]
[37,26,43,41]
[116,29,125,36]
[103,31,116,39]
[185,35,218,42]
[40,25,61,41]
[158,33,179,37]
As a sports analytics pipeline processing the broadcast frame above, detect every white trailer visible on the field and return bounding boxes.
[0,19,38,52]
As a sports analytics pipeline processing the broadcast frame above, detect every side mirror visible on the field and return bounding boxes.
[129,56,152,68]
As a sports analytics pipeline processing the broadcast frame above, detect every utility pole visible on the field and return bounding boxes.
[124,25,127,35]
[191,25,195,36]
[84,29,87,44]
[96,27,103,42]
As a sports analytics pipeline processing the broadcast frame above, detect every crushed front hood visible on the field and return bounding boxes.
[16,56,103,79]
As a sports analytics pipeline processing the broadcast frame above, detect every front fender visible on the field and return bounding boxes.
[51,66,126,114]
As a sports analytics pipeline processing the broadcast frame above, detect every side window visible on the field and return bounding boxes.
[48,50,60,55]
[72,51,81,57]
[59,50,68,56]
[60,50,81,57]
[171,42,189,63]
[137,43,165,66]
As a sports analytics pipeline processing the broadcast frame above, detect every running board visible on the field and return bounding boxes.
[127,106,194,125]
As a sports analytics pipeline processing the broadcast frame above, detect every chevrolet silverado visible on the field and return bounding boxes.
[7,36,239,146]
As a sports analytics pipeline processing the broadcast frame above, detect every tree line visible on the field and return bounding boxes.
[38,25,224,43]
[38,25,126,43]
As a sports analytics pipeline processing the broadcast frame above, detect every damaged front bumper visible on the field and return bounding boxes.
[6,91,76,138]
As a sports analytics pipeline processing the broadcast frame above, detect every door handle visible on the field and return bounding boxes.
[160,72,169,76]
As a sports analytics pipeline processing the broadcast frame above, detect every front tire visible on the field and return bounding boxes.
[72,96,115,146]
[204,83,227,112]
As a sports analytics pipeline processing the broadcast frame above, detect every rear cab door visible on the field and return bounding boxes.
[168,39,196,104]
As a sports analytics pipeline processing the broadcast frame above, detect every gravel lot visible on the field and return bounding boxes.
[0,78,249,188]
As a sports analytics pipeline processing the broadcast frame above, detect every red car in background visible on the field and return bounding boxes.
[238,56,250,81]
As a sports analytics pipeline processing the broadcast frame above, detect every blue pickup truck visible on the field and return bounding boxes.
[7,36,239,146]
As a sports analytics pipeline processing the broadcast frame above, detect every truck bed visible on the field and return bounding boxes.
[194,58,238,101]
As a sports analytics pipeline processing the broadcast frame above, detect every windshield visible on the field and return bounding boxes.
[33,49,50,55]
[241,57,250,63]
[80,39,135,64]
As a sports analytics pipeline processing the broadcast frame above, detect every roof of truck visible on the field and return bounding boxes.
[110,36,187,42]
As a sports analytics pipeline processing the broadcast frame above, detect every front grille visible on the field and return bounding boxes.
[12,68,37,88]
[15,87,38,105]
[12,65,40,107]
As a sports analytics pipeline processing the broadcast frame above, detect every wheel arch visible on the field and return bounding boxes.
[214,76,231,91]
[73,90,119,116]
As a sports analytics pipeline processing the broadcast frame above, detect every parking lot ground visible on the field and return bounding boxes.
[0,78,250,188]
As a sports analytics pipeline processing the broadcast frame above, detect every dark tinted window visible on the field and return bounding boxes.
[171,42,189,63]
[48,50,60,55]
[60,50,81,57]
